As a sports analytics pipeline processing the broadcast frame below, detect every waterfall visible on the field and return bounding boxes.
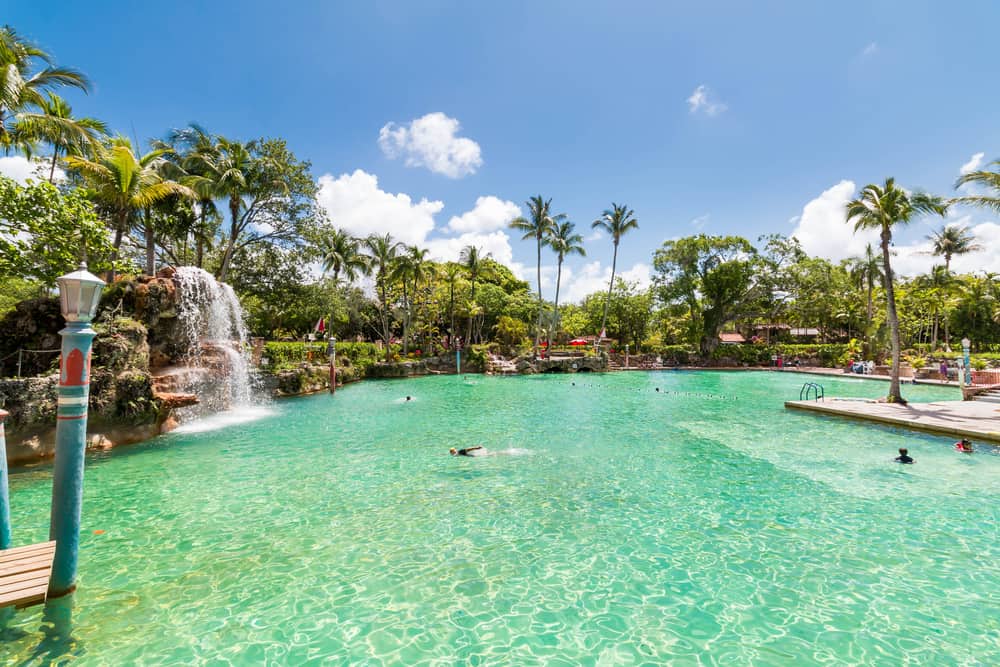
[171,267,262,419]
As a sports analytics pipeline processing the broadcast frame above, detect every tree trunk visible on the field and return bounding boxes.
[144,207,155,276]
[195,202,208,268]
[465,278,476,348]
[534,237,543,356]
[599,242,619,346]
[881,230,904,403]
[106,212,127,282]
[379,278,392,361]
[865,281,874,357]
[217,195,240,282]
[402,280,409,355]
[49,146,60,183]
[552,257,563,348]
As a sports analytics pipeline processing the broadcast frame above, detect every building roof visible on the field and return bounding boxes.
[719,332,746,343]
[790,328,820,336]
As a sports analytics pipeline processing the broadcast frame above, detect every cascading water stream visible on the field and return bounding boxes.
[170,267,265,424]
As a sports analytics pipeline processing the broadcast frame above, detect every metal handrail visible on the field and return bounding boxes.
[799,382,824,401]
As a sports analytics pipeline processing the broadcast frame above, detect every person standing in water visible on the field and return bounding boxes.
[894,448,914,464]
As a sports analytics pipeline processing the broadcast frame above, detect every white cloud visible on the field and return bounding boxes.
[558,261,652,304]
[316,169,442,246]
[791,180,879,260]
[687,85,727,116]
[690,214,710,230]
[0,156,64,184]
[446,195,520,233]
[378,112,483,178]
[585,229,604,243]
[425,230,516,268]
[860,42,878,58]
[959,152,984,175]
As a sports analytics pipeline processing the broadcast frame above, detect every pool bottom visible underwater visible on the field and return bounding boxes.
[2,371,998,665]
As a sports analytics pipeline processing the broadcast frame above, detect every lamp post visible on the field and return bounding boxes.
[962,337,972,386]
[0,408,10,550]
[328,336,337,394]
[48,262,105,598]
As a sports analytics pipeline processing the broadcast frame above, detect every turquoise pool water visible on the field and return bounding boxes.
[2,371,998,665]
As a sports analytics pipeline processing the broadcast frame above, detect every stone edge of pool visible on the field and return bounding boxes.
[785,399,1000,444]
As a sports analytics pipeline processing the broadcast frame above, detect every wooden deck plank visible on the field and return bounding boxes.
[0,541,56,609]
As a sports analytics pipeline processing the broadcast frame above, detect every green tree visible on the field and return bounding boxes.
[847,244,884,357]
[846,178,946,403]
[460,245,489,345]
[441,262,463,349]
[0,25,91,153]
[592,202,638,345]
[65,137,194,279]
[652,235,761,356]
[318,228,368,284]
[0,176,120,285]
[14,92,107,182]
[510,195,564,354]
[926,224,982,273]
[163,123,221,268]
[364,233,401,360]
[546,220,585,342]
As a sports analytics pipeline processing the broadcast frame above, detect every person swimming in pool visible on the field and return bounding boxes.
[450,446,486,457]
[405,396,412,401]
[955,439,974,453]
[894,447,914,464]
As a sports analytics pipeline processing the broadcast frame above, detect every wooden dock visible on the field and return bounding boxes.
[0,541,56,609]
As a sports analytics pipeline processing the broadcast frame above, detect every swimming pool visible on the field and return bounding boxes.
[3,371,997,664]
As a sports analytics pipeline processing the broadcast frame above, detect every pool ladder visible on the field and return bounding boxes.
[799,382,824,402]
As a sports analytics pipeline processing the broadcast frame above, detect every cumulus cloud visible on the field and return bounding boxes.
[446,195,520,233]
[378,112,483,178]
[958,151,986,194]
[585,229,604,243]
[316,169,442,246]
[425,230,516,268]
[0,156,64,184]
[687,85,727,116]
[790,180,879,260]
[791,180,1000,276]
[558,261,652,304]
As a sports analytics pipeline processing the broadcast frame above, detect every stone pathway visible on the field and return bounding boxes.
[785,398,1000,443]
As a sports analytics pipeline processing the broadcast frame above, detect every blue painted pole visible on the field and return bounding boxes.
[456,349,461,375]
[0,408,11,550]
[47,320,97,598]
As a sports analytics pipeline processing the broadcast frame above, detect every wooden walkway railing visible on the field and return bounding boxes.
[0,541,56,609]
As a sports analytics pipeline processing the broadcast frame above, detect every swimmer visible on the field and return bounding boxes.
[405,396,412,401]
[955,439,974,453]
[655,387,660,392]
[894,447,914,464]
[450,446,486,457]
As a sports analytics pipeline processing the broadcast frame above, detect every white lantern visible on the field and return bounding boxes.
[56,262,106,323]
[961,337,971,350]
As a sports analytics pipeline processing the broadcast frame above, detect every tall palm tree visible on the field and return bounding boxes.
[459,245,487,345]
[184,136,258,281]
[14,93,107,181]
[509,196,565,354]
[592,202,639,346]
[926,224,982,273]
[165,124,220,268]
[546,220,586,343]
[442,262,463,350]
[364,233,402,361]
[0,26,91,153]
[846,178,946,403]
[65,137,195,279]
[319,228,368,283]
[848,244,884,357]
[953,158,1000,214]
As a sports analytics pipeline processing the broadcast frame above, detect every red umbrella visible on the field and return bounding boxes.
[569,338,588,346]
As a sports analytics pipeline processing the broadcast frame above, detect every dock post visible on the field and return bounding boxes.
[48,263,104,598]
[0,409,10,550]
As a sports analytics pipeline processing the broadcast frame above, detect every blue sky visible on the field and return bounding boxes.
[5,1,1000,300]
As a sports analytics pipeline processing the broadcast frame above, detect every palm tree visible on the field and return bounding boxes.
[442,262,463,349]
[165,124,220,268]
[14,93,106,181]
[846,178,946,403]
[592,202,639,346]
[926,224,982,273]
[546,220,586,344]
[364,233,402,361]
[319,229,368,283]
[65,137,195,279]
[953,158,1000,214]
[509,196,565,354]
[0,26,91,153]
[184,136,258,282]
[459,245,488,345]
[848,244,884,357]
